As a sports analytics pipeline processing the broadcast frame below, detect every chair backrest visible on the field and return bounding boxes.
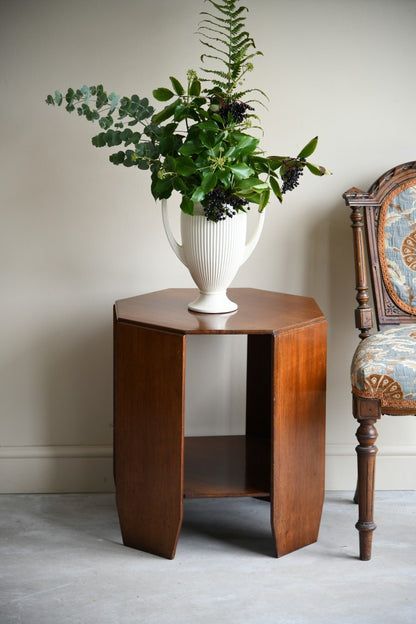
[343,161,416,338]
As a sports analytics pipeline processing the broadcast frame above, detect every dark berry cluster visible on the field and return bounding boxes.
[218,100,254,124]
[281,159,306,194]
[203,187,249,222]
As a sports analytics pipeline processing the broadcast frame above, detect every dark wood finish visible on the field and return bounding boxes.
[184,436,270,498]
[114,322,185,559]
[115,288,325,335]
[353,395,381,561]
[271,322,327,556]
[343,162,416,560]
[114,288,327,558]
[344,161,416,331]
[350,203,374,339]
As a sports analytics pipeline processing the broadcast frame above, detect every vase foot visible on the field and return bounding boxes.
[188,291,238,314]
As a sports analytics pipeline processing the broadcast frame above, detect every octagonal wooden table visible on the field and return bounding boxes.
[113,288,327,559]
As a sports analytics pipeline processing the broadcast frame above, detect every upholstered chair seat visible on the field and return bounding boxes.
[351,325,416,410]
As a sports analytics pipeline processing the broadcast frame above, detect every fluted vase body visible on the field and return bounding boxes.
[162,201,265,313]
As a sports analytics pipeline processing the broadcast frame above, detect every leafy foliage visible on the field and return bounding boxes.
[46,0,329,221]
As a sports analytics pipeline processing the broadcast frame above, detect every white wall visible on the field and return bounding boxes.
[1,0,416,493]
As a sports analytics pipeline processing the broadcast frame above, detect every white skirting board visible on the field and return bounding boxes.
[324,444,416,490]
[0,444,416,493]
[0,446,114,494]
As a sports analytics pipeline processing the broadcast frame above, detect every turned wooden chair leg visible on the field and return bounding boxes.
[355,417,378,560]
[353,478,358,504]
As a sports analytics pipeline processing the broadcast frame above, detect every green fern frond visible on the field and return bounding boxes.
[200,41,229,59]
[198,26,230,44]
[202,77,232,89]
[230,31,255,46]
[230,89,269,104]
[205,0,241,16]
[199,15,231,30]
[231,5,247,17]
[200,53,229,66]
[199,66,230,80]
[198,0,264,102]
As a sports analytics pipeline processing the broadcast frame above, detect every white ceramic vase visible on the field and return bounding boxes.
[162,200,265,313]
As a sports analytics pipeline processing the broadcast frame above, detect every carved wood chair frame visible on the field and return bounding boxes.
[343,161,416,560]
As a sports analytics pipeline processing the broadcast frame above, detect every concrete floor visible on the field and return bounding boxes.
[1,492,415,624]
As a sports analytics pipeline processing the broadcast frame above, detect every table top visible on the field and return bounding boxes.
[114,288,325,335]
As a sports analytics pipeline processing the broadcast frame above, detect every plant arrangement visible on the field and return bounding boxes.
[46,0,329,222]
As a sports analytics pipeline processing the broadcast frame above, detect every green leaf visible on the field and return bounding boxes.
[173,177,188,193]
[197,120,219,131]
[258,188,270,212]
[152,99,181,124]
[109,151,125,165]
[191,187,205,202]
[152,176,174,198]
[238,191,260,205]
[305,162,330,176]
[130,132,141,145]
[54,90,63,106]
[124,150,139,167]
[172,103,187,122]
[96,87,108,109]
[98,115,113,130]
[269,176,282,202]
[181,197,194,215]
[249,157,272,175]
[179,139,203,156]
[65,88,75,104]
[200,131,218,148]
[229,163,253,179]
[266,156,285,171]
[159,135,176,155]
[107,130,122,146]
[169,76,185,96]
[235,177,267,191]
[216,168,231,185]
[189,78,201,96]
[201,171,218,193]
[120,128,133,142]
[223,145,236,160]
[234,133,259,153]
[163,155,176,172]
[91,132,107,148]
[175,156,197,176]
[152,87,175,102]
[46,94,55,105]
[297,136,318,159]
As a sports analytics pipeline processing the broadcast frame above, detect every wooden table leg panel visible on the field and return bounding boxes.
[114,322,185,559]
[271,321,327,557]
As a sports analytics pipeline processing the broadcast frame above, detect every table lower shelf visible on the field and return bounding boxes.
[184,435,270,499]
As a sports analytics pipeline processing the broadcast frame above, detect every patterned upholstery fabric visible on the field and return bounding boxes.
[351,325,416,409]
[381,184,416,314]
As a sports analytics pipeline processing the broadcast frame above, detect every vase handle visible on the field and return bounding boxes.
[162,199,265,267]
[161,199,186,266]
[242,209,266,264]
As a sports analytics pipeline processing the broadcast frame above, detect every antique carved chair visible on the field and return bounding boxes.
[343,161,416,560]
